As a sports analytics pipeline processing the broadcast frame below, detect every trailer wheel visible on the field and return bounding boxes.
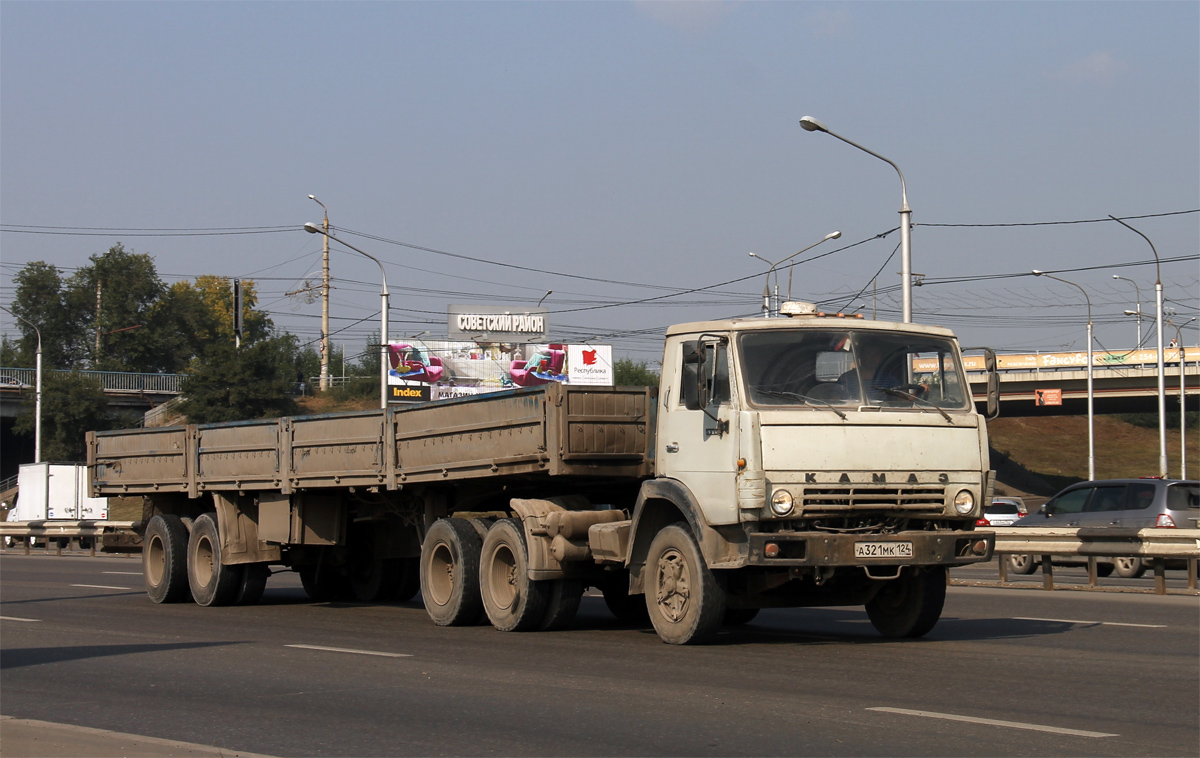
[236,564,270,606]
[386,557,421,602]
[479,518,549,632]
[1114,557,1145,578]
[723,608,760,626]
[866,566,946,638]
[348,524,389,602]
[644,525,726,645]
[421,519,485,626]
[539,579,584,631]
[187,513,245,607]
[598,571,649,625]
[143,514,191,604]
[1007,554,1038,575]
[299,564,352,602]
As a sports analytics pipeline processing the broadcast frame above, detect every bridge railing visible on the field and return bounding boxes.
[0,368,183,394]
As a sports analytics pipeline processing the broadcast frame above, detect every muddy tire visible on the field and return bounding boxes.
[599,571,650,625]
[421,518,485,626]
[479,519,549,632]
[539,579,584,631]
[299,563,351,602]
[866,566,946,638]
[644,524,726,645]
[187,513,244,607]
[236,563,270,606]
[1114,556,1146,579]
[723,607,760,626]
[143,514,192,604]
[1007,554,1038,575]
[348,524,389,602]
[386,557,421,602]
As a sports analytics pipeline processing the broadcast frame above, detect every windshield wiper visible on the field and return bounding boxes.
[876,387,954,423]
[755,389,847,420]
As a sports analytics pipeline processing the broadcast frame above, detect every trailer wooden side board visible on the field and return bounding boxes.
[88,384,656,498]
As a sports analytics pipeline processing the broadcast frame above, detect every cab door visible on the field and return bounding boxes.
[656,337,739,525]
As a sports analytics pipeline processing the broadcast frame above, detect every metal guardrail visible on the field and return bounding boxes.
[990,526,1200,594]
[0,368,183,394]
[0,520,141,557]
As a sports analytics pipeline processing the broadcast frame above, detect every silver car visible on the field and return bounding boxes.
[1006,479,1199,577]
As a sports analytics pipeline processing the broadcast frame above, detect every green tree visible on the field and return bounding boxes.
[614,357,660,387]
[67,244,169,372]
[11,261,85,369]
[179,336,300,423]
[13,372,114,461]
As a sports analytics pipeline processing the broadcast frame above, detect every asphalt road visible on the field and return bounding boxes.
[2,552,1197,757]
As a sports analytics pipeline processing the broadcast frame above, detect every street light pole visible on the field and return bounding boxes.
[2,306,41,462]
[309,195,331,392]
[1112,275,1143,347]
[748,231,842,318]
[747,252,780,317]
[1167,317,1195,479]
[304,223,390,410]
[800,116,912,323]
[1110,216,1167,478]
[1033,271,1094,480]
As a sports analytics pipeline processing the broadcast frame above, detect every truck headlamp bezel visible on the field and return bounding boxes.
[953,489,976,515]
[770,489,794,516]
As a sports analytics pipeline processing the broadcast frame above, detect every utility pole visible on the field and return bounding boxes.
[94,280,102,361]
[310,195,331,391]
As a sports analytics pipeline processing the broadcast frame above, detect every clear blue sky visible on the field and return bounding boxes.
[2,1,1197,364]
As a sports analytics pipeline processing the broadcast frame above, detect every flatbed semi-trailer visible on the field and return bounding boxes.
[89,306,998,644]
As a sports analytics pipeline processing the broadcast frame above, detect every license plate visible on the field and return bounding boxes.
[854,541,913,559]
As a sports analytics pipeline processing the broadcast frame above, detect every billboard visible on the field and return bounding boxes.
[448,305,549,342]
[510,344,613,388]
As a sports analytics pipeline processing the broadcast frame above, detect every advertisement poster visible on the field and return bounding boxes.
[509,344,613,387]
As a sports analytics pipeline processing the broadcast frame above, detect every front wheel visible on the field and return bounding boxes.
[1007,554,1038,575]
[865,566,947,638]
[644,524,726,645]
[1114,556,1145,578]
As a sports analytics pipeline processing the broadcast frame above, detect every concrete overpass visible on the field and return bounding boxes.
[0,368,182,420]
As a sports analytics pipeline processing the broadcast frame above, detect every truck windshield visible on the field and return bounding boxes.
[739,329,971,411]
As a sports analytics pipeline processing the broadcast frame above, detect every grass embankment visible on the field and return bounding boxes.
[988,414,1196,499]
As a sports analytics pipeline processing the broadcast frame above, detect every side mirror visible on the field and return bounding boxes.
[983,348,999,419]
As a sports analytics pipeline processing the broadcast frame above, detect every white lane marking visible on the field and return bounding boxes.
[70,584,131,591]
[103,571,142,575]
[285,644,412,658]
[867,707,1117,738]
[1014,616,1166,628]
[0,615,40,622]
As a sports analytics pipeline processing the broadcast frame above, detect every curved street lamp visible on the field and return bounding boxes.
[1033,271,1094,480]
[1,306,41,462]
[1109,216,1167,478]
[304,223,390,410]
[748,231,842,317]
[801,116,912,323]
[1112,275,1143,348]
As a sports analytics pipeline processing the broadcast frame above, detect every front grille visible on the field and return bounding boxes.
[802,485,945,511]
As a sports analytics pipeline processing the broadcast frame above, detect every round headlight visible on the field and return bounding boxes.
[953,490,975,515]
[770,489,794,516]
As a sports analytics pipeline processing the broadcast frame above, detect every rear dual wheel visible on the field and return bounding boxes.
[421,519,485,626]
[144,514,191,603]
[187,513,244,607]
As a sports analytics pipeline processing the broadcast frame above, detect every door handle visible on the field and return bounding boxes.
[665,443,679,453]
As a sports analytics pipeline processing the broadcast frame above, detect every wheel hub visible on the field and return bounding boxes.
[655,548,690,622]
